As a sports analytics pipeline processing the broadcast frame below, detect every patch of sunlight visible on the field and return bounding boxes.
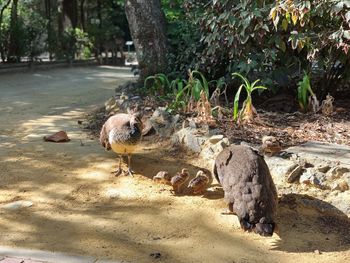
[0,142,17,148]
[12,101,32,106]
[33,73,54,79]
[93,161,115,170]
[104,186,138,199]
[62,110,84,116]
[0,106,14,112]
[2,156,32,162]
[75,170,110,181]
[0,218,35,232]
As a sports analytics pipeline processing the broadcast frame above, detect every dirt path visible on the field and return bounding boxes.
[0,66,349,263]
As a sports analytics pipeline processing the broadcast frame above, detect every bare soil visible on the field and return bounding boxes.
[0,67,349,263]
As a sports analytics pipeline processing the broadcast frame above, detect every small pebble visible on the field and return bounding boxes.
[150,252,161,259]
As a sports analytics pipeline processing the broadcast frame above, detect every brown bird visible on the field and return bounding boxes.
[188,170,209,194]
[261,136,281,156]
[153,171,172,184]
[213,145,278,237]
[100,110,143,176]
[170,169,189,194]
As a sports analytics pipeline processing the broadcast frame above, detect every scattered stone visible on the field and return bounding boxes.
[1,200,33,210]
[327,167,349,179]
[188,118,198,129]
[315,164,331,173]
[209,135,224,144]
[104,97,116,111]
[105,189,120,199]
[286,164,303,183]
[299,169,327,189]
[314,249,321,255]
[150,107,179,137]
[331,181,349,192]
[265,157,295,187]
[344,172,350,187]
[221,138,230,147]
[300,173,316,185]
[172,127,205,153]
[43,131,70,143]
[141,118,155,136]
[327,192,350,215]
[149,252,161,259]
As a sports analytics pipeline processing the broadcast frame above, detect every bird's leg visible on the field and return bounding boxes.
[125,153,134,176]
[112,155,123,176]
[221,202,236,215]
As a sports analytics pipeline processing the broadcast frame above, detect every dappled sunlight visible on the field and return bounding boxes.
[1,67,349,262]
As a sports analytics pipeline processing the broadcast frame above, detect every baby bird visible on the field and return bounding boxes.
[188,170,209,194]
[261,136,281,156]
[170,169,189,194]
[100,109,143,176]
[153,171,172,184]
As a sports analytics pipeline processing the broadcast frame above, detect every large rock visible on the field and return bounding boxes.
[150,107,179,137]
[172,127,206,153]
[286,141,350,168]
[172,127,230,159]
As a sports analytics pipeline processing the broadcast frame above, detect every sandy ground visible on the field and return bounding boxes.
[0,66,349,263]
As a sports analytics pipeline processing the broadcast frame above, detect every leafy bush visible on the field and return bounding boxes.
[144,73,172,96]
[145,69,211,113]
[163,0,203,78]
[182,0,350,96]
[61,27,92,61]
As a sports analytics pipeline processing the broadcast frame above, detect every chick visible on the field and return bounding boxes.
[170,169,189,194]
[188,170,209,194]
[153,171,171,184]
[261,136,281,156]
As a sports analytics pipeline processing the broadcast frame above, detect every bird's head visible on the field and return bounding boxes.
[181,168,189,177]
[253,217,276,237]
[196,170,206,178]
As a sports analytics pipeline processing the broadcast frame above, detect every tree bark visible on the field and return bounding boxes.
[125,0,168,82]
[79,0,86,30]
[8,0,19,62]
[0,0,12,62]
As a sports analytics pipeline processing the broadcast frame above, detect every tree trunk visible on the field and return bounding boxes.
[79,0,86,30]
[0,0,12,62]
[125,0,168,82]
[45,0,53,60]
[8,0,19,62]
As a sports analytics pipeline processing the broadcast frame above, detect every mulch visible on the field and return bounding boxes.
[84,95,350,149]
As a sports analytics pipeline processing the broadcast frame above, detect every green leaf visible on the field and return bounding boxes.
[282,19,288,31]
[192,70,209,98]
[192,80,202,101]
[232,72,250,91]
[233,85,244,122]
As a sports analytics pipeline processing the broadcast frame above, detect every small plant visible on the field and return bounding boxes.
[167,78,187,111]
[232,72,267,123]
[168,69,209,112]
[297,72,319,113]
[144,73,171,96]
[209,77,228,106]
